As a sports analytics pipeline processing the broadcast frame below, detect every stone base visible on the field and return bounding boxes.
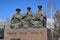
[4,28,52,40]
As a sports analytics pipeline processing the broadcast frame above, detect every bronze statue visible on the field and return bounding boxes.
[10,8,23,29]
[10,5,47,29]
[36,5,47,27]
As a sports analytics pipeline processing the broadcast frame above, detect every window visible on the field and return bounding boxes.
[11,38,20,40]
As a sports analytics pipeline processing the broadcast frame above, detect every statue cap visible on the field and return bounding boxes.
[16,8,21,11]
[38,5,42,8]
[27,7,31,9]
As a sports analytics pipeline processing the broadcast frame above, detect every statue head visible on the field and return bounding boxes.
[38,5,42,11]
[27,7,31,12]
[16,8,21,13]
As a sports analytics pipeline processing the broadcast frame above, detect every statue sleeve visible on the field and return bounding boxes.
[42,11,46,17]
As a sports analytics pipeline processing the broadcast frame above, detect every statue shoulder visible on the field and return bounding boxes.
[41,10,46,17]
[13,13,22,18]
[31,12,35,16]
[25,12,35,17]
[40,10,46,13]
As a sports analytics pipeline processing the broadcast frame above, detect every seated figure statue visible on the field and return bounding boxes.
[35,5,47,28]
[22,7,35,28]
[23,7,35,21]
[10,8,23,29]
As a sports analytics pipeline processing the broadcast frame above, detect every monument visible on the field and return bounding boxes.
[10,5,47,29]
[4,5,52,40]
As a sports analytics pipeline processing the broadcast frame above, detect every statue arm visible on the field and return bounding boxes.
[42,11,47,20]
[43,11,47,27]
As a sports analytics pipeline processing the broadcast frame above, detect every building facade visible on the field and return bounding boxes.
[54,10,60,40]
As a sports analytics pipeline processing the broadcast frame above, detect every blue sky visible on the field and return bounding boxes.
[0,0,60,19]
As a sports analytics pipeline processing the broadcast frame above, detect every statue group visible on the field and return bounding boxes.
[10,5,47,29]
